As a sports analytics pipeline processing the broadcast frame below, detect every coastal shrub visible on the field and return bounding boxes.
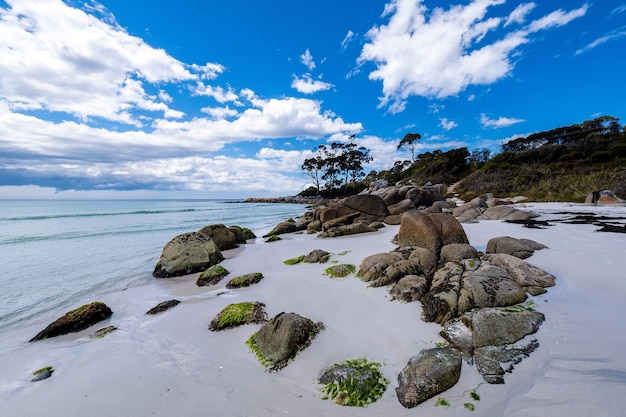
[324,264,356,278]
[319,358,389,407]
[209,302,267,331]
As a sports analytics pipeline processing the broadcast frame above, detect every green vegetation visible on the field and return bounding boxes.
[319,358,389,407]
[241,227,256,240]
[464,403,476,411]
[283,255,305,265]
[216,302,257,329]
[226,272,264,288]
[245,335,274,369]
[298,116,626,202]
[265,235,281,242]
[435,397,450,407]
[31,366,54,382]
[338,250,351,256]
[470,391,480,401]
[324,264,356,278]
[500,300,536,313]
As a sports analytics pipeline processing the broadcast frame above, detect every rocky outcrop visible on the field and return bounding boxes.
[585,189,626,205]
[396,347,462,408]
[319,222,377,238]
[486,236,548,259]
[153,232,224,278]
[30,302,113,341]
[398,210,469,257]
[248,312,324,371]
[441,308,545,383]
[482,253,556,293]
[453,197,538,223]
[198,224,238,250]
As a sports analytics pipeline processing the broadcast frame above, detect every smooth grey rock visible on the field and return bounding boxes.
[470,308,545,348]
[153,232,223,278]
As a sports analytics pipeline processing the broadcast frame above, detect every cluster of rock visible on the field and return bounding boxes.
[153,224,255,278]
[452,195,538,223]
[585,189,626,205]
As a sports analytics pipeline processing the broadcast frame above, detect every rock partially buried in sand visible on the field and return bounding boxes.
[208,301,267,331]
[153,232,224,278]
[396,347,462,408]
[90,325,118,339]
[226,272,264,288]
[31,366,54,382]
[319,358,389,407]
[196,264,230,287]
[246,312,324,371]
[30,302,113,342]
[146,299,181,315]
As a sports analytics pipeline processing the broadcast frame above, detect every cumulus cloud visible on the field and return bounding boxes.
[0,0,209,125]
[439,118,458,130]
[480,113,525,128]
[291,74,334,94]
[300,48,316,70]
[358,0,588,113]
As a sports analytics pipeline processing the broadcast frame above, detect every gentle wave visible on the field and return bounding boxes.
[0,208,198,222]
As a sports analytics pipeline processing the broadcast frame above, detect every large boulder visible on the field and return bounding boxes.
[358,252,405,284]
[248,312,324,371]
[486,236,548,259]
[440,243,479,263]
[460,264,528,311]
[319,222,377,238]
[198,224,238,250]
[428,213,469,246]
[264,221,298,237]
[387,199,414,215]
[343,194,389,217]
[396,347,462,408]
[406,186,444,208]
[390,275,430,302]
[153,232,224,278]
[398,210,442,255]
[30,302,113,342]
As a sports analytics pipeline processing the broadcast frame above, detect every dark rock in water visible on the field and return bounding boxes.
[396,347,462,408]
[146,299,181,315]
[474,340,540,384]
[248,312,324,371]
[31,366,54,382]
[30,302,113,342]
[196,264,230,287]
[597,224,626,233]
[209,301,267,331]
[90,325,118,339]
[226,272,264,288]
[153,231,224,278]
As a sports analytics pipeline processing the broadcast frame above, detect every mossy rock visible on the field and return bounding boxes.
[226,272,264,289]
[209,302,268,331]
[283,255,306,265]
[265,235,281,242]
[197,264,230,286]
[324,264,356,278]
[319,358,389,407]
[30,302,113,342]
[246,312,324,371]
[31,366,54,382]
[241,227,256,240]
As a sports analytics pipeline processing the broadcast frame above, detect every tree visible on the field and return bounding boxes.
[397,133,421,163]
[469,148,491,167]
[301,145,326,194]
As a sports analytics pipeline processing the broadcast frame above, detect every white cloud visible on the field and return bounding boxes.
[439,118,458,130]
[575,26,626,55]
[504,3,536,27]
[0,0,205,125]
[358,0,588,113]
[193,83,241,104]
[480,113,525,128]
[200,106,239,120]
[341,30,355,49]
[300,48,316,70]
[291,74,334,94]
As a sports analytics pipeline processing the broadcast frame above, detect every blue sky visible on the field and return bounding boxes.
[0,0,624,199]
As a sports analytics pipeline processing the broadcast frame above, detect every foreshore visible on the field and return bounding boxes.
[2,202,626,416]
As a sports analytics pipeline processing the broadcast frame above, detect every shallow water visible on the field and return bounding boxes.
[0,199,305,346]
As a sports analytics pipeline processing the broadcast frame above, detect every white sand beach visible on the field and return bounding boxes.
[1,202,625,417]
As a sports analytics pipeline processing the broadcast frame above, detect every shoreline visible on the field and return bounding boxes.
[2,202,626,416]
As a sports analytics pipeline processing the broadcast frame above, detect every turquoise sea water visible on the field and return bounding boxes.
[0,200,305,340]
